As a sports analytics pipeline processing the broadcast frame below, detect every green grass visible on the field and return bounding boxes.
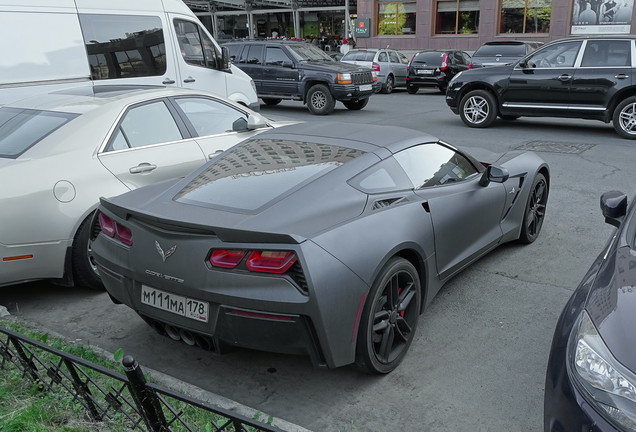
[0,318,274,432]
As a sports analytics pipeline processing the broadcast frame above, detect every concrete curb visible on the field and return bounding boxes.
[0,314,313,432]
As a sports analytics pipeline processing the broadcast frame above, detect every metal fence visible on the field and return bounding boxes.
[0,325,284,432]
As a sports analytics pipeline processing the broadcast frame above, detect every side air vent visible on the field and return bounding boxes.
[372,197,405,210]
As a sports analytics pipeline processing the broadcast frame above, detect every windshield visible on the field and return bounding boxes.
[474,44,527,57]
[0,107,78,158]
[287,43,334,62]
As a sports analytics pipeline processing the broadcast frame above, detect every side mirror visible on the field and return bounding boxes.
[479,165,509,187]
[246,113,268,130]
[600,190,627,228]
[221,46,231,71]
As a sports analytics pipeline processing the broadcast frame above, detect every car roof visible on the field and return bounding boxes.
[4,85,235,114]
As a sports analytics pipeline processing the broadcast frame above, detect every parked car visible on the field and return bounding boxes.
[446,36,636,139]
[340,48,409,94]
[91,122,549,374]
[544,190,636,431]
[469,40,542,68]
[406,50,471,94]
[0,86,274,290]
[223,40,378,115]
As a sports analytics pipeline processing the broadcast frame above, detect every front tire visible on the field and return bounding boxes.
[518,173,549,244]
[613,96,636,139]
[262,98,282,106]
[72,214,103,290]
[459,89,497,128]
[342,98,369,110]
[381,75,394,94]
[356,257,421,374]
[306,84,335,115]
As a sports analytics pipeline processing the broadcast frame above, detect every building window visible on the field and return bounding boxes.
[377,1,417,35]
[435,0,480,34]
[500,0,551,34]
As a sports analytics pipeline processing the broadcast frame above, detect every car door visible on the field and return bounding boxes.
[388,50,408,86]
[569,39,633,113]
[170,96,270,160]
[236,44,264,93]
[393,143,506,280]
[261,46,299,96]
[98,99,206,190]
[502,40,583,113]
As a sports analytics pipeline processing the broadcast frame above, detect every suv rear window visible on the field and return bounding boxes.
[412,52,446,65]
[474,43,528,56]
[0,108,78,158]
[174,138,365,212]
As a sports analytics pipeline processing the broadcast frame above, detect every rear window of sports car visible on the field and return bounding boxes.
[0,107,79,158]
[174,138,365,211]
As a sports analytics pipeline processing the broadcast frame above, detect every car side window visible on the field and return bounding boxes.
[226,44,243,62]
[174,97,248,136]
[378,52,388,62]
[109,101,183,151]
[581,40,631,67]
[240,45,263,64]
[265,46,292,66]
[525,41,581,69]
[389,51,400,63]
[399,52,410,64]
[394,143,479,189]
[174,19,218,69]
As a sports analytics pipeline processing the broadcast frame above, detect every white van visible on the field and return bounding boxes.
[0,0,259,109]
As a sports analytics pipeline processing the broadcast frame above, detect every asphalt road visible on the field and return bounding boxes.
[3,89,636,432]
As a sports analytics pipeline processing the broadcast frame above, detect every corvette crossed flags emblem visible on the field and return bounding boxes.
[155,241,177,262]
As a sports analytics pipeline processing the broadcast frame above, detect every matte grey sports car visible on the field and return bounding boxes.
[91,122,550,374]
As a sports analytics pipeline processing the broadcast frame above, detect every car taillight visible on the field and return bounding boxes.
[440,53,449,71]
[97,211,133,246]
[210,249,247,268]
[372,62,380,72]
[407,55,414,72]
[247,251,297,274]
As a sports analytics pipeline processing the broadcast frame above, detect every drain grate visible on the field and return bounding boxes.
[515,141,595,154]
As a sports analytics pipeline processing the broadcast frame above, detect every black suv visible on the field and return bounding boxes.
[446,36,636,139]
[223,40,378,115]
[406,50,471,94]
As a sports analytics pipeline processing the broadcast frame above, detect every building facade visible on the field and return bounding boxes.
[353,0,636,51]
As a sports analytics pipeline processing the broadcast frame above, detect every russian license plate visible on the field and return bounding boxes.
[359,84,372,91]
[141,285,209,323]
[417,69,434,75]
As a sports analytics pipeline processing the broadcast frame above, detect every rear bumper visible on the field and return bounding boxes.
[407,73,449,89]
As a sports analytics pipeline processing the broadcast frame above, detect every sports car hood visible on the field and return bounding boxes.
[586,242,636,372]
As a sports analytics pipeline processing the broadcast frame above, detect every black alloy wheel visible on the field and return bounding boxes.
[343,98,369,110]
[262,98,282,106]
[381,75,394,94]
[519,173,548,244]
[357,257,421,374]
[459,89,497,128]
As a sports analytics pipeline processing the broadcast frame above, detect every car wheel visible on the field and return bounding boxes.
[381,75,394,94]
[613,96,636,139]
[356,257,421,374]
[262,98,282,106]
[72,214,103,290]
[459,89,497,128]
[342,98,369,110]
[406,85,418,94]
[518,173,549,244]
[306,84,335,115]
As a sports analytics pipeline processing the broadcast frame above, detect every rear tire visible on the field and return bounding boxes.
[459,89,497,128]
[72,214,103,290]
[613,96,636,139]
[518,173,549,244]
[356,257,421,374]
[343,98,369,110]
[406,85,418,94]
[381,75,394,94]
[262,98,282,106]
[306,84,335,115]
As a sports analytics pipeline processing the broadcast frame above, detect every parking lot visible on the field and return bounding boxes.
[3,88,636,431]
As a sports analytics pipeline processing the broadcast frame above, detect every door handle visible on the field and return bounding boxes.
[616,74,630,79]
[162,78,176,84]
[129,163,157,174]
[183,76,196,83]
[557,74,572,81]
[208,150,224,159]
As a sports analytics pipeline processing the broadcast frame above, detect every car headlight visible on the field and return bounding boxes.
[567,310,636,430]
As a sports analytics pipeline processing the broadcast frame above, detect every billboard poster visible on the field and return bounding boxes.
[571,0,634,34]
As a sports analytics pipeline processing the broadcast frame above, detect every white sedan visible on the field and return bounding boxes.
[1,86,275,289]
